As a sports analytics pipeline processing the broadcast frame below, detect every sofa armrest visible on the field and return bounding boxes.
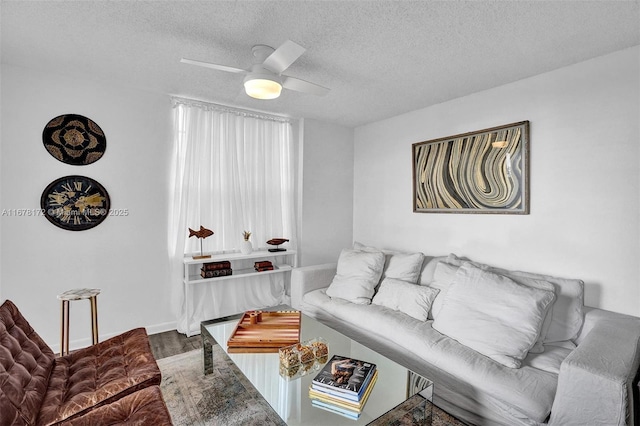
[290,263,337,310]
[549,317,640,426]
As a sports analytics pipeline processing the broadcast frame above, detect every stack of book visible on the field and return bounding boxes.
[201,261,232,278]
[309,354,378,420]
[254,260,274,272]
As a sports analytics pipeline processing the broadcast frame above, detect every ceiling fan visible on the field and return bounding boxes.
[180,40,330,100]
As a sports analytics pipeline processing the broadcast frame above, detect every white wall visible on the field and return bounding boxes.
[300,119,354,265]
[1,64,175,351]
[0,64,353,349]
[353,46,640,317]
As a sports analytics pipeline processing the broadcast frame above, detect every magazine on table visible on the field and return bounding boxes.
[311,354,377,400]
[311,399,360,420]
[309,370,378,412]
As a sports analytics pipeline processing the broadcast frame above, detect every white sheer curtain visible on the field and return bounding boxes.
[168,97,297,334]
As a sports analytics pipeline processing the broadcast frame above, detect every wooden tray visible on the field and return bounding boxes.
[227,310,301,353]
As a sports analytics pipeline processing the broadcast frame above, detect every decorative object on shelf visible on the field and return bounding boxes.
[188,226,213,259]
[241,230,253,254]
[254,260,274,272]
[182,250,297,337]
[412,121,530,214]
[267,238,289,252]
[42,114,107,165]
[41,175,110,231]
[201,261,232,278]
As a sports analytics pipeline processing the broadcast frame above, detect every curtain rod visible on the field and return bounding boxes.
[170,96,293,123]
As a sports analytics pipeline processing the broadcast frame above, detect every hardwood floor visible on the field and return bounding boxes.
[148,329,202,360]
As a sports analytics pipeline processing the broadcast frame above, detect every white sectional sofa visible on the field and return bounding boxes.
[290,245,640,426]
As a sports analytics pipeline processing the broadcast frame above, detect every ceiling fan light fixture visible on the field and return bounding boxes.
[243,74,282,100]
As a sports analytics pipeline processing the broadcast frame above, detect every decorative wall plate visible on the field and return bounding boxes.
[42,114,106,165]
[41,175,110,231]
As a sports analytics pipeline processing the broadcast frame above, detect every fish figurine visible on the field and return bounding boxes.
[267,238,289,252]
[267,238,289,246]
[189,226,214,239]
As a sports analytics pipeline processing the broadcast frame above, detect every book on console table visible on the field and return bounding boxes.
[202,261,231,271]
[254,260,274,272]
[311,354,377,402]
[201,268,233,278]
[255,266,275,272]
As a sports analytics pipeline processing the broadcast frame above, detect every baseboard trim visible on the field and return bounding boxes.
[49,321,179,354]
[145,321,179,336]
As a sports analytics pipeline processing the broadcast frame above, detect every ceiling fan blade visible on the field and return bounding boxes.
[282,76,330,96]
[262,40,305,74]
[180,58,247,74]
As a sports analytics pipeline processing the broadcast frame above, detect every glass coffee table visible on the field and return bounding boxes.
[201,305,433,425]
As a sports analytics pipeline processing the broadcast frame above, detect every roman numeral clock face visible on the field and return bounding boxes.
[41,175,110,231]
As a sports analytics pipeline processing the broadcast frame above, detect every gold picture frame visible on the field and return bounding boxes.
[413,121,529,214]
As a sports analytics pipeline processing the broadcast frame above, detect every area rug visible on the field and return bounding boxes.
[158,348,466,426]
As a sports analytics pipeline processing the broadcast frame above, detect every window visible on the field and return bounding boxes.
[168,98,297,332]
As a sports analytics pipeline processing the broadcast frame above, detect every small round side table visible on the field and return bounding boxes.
[57,288,100,356]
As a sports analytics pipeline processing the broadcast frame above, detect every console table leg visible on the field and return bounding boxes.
[90,295,99,345]
[60,300,70,356]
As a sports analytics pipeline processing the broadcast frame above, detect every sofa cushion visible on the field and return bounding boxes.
[510,270,584,343]
[0,299,55,426]
[417,255,448,285]
[371,278,439,321]
[432,263,555,368]
[447,253,584,345]
[523,344,573,375]
[302,288,558,422]
[428,261,459,319]
[432,259,557,353]
[326,249,385,304]
[353,242,425,284]
[37,327,162,425]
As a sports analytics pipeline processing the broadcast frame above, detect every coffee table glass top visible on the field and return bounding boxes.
[202,306,432,425]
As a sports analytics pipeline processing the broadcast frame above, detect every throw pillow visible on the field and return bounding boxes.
[428,261,460,320]
[417,255,448,285]
[510,270,584,343]
[353,242,425,284]
[447,255,557,353]
[371,278,440,321]
[432,263,556,368]
[326,249,385,304]
[382,252,425,283]
[447,253,583,344]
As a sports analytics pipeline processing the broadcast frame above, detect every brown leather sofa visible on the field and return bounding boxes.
[0,299,172,425]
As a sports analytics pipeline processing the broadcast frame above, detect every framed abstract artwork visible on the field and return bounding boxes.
[412,121,529,214]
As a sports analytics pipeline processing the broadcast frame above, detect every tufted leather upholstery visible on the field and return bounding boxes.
[0,300,169,426]
[0,300,56,426]
[37,327,162,425]
[57,385,172,426]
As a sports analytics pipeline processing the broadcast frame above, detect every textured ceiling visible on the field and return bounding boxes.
[2,1,639,128]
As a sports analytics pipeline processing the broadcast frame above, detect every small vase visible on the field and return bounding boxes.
[240,240,253,255]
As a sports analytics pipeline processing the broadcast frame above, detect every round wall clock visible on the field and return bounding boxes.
[42,114,106,165]
[41,176,110,231]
